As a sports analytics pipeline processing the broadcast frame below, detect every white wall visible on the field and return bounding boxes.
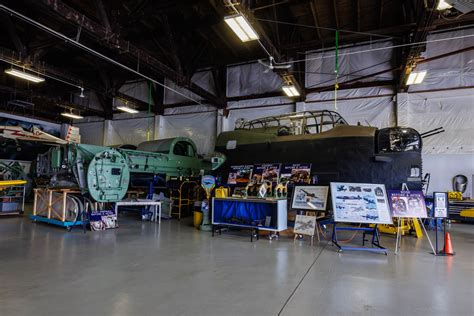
[423,154,473,197]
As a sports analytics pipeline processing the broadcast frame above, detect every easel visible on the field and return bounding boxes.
[331,223,387,255]
[394,184,436,255]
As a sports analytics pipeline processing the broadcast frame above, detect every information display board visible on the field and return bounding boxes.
[433,192,448,218]
[387,190,428,218]
[331,182,392,224]
[291,186,329,210]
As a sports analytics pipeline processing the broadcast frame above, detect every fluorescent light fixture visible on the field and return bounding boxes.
[282,84,300,97]
[5,68,45,83]
[224,14,259,42]
[61,112,83,119]
[437,0,452,10]
[117,106,139,114]
[406,71,427,85]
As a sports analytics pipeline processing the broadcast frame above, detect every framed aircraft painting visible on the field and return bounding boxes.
[330,182,393,224]
[291,186,329,211]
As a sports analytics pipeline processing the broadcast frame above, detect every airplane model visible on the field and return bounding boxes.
[0,125,67,145]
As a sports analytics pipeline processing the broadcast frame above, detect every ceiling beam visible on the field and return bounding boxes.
[332,0,339,29]
[397,0,438,92]
[309,1,321,39]
[0,13,27,56]
[38,0,223,107]
[379,0,385,29]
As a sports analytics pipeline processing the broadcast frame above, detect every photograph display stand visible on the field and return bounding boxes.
[331,223,387,254]
[393,184,435,255]
[291,187,329,243]
[293,214,317,246]
[330,182,393,255]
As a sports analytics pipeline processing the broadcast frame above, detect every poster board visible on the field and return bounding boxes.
[387,190,428,218]
[433,192,448,218]
[331,182,392,224]
[227,165,253,185]
[280,163,312,184]
[294,215,316,236]
[89,210,118,231]
[291,186,329,210]
[252,163,281,183]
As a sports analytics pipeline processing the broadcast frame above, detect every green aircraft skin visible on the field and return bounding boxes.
[38,137,221,202]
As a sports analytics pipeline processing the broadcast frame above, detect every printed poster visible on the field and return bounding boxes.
[331,182,393,224]
[227,165,253,185]
[251,163,281,183]
[280,163,312,184]
[387,190,428,218]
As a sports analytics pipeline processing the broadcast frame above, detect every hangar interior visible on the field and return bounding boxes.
[0,1,473,315]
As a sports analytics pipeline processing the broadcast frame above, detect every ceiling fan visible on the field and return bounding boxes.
[258,56,291,73]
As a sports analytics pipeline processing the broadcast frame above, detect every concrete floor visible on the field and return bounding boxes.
[0,215,472,316]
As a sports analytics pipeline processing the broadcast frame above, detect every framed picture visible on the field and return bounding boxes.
[294,215,316,236]
[387,190,428,218]
[433,192,448,218]
[331,182,392,224]
[291,186,329,210]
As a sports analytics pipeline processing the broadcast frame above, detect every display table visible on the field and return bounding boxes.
[212,197,287,241]
[114,200,162,224]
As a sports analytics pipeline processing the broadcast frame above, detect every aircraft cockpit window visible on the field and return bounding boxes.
[377,128,421,153]
[173,141,195,157]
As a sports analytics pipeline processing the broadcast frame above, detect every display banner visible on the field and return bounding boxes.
[331,182,393,224]
[280,163,312,184]
[227,165,253,185]
[387,190,428,218]
[251,163,281,183]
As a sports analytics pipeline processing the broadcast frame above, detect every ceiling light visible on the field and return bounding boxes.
[61,112,83,119]
[117,105,139,114]
[282,84,300,97]
[5,68,45,83]
[79,87,85,98]
[437,0,452,10]
[224,14,259,42]
[406,71,427,85]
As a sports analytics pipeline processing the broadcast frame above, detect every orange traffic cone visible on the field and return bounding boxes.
[441,232,455,256]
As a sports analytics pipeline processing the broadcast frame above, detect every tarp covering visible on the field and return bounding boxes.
[105,116,154,146]
[119,80,153,104]
[306,41,395,89]
[157,112,216,155]
[164,70,216,104]
[404,88,474,154]
[411,29,474,92]
[74,121,104,146]
[299,96,395,128]
[227,62,282,97]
